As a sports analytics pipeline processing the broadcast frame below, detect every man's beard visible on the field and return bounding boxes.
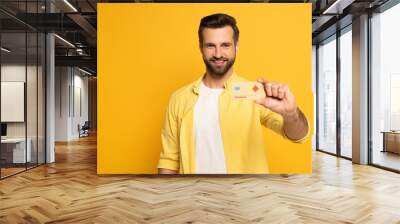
[203,56,235,79]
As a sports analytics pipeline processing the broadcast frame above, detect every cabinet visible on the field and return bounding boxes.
[382,131,400,154]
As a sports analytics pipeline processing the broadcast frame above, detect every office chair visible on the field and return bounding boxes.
[79,121,90,138]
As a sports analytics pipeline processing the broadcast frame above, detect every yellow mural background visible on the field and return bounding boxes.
[98,3,313,174]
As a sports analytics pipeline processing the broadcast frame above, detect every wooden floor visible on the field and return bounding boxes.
[1,163,45,178]
[0,167,26,178]
[1,135,400,223]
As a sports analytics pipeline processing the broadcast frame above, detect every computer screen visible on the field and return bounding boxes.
[1,123,7,137]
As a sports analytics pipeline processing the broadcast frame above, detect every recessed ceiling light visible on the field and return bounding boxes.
[1,47,11,53]
[54,34,75,48]
[63,0,78,12]
[77,67,93,76]
[323,0,355,15]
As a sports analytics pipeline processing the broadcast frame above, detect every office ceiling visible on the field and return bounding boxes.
[0,0,394,75]
[0,0,97,74]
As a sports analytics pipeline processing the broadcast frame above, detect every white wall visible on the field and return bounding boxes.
[1,65,39,138]
[55,67,89,141]
[1,65,26,132]
[73,73,89,138]
[55,66,70,141]
[1,63,46,164]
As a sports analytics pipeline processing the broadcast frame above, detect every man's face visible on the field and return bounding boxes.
[200,26,238,78]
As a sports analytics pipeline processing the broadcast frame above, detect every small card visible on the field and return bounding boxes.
[232,82,266,100]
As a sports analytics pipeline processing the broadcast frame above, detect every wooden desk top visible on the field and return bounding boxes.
[381,131,400,134]
[1,138,30,143]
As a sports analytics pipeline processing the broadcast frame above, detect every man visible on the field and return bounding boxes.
[158,13,309,174]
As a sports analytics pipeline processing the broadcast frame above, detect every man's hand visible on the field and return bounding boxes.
[255,78,297,119]
[255,78,309,141]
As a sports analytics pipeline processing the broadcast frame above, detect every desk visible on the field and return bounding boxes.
[1,138,31,163]
[381,131,400,154]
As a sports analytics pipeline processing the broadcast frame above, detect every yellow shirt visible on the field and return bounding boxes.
[158,72,308,174]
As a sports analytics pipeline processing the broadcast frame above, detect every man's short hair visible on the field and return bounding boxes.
[198,13,239,46]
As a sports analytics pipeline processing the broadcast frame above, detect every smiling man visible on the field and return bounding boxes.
[158,13,309,174]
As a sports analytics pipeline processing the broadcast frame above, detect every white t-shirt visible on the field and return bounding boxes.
[194,82,227,174]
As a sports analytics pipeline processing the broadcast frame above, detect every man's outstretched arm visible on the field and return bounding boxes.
[282,107,308,141]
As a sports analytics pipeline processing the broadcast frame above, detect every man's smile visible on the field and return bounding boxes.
[211,59,227,66]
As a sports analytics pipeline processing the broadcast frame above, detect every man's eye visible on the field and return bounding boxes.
[222,44,231,48]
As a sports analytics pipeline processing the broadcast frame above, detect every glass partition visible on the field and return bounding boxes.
[0,1,46,179]
[1,30,28,177]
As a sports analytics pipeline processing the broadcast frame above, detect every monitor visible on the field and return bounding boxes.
[1,123,7,137]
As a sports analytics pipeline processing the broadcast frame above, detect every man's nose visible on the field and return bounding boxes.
[214,46,221,58]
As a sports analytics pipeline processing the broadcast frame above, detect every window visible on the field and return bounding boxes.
[317,35,337,154]
[371,2,400,171]
[339,27,352,158]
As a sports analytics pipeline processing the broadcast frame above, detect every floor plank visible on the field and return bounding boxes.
[1,134,400,223]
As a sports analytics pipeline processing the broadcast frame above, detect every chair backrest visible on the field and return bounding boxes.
[82,121,90,129]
